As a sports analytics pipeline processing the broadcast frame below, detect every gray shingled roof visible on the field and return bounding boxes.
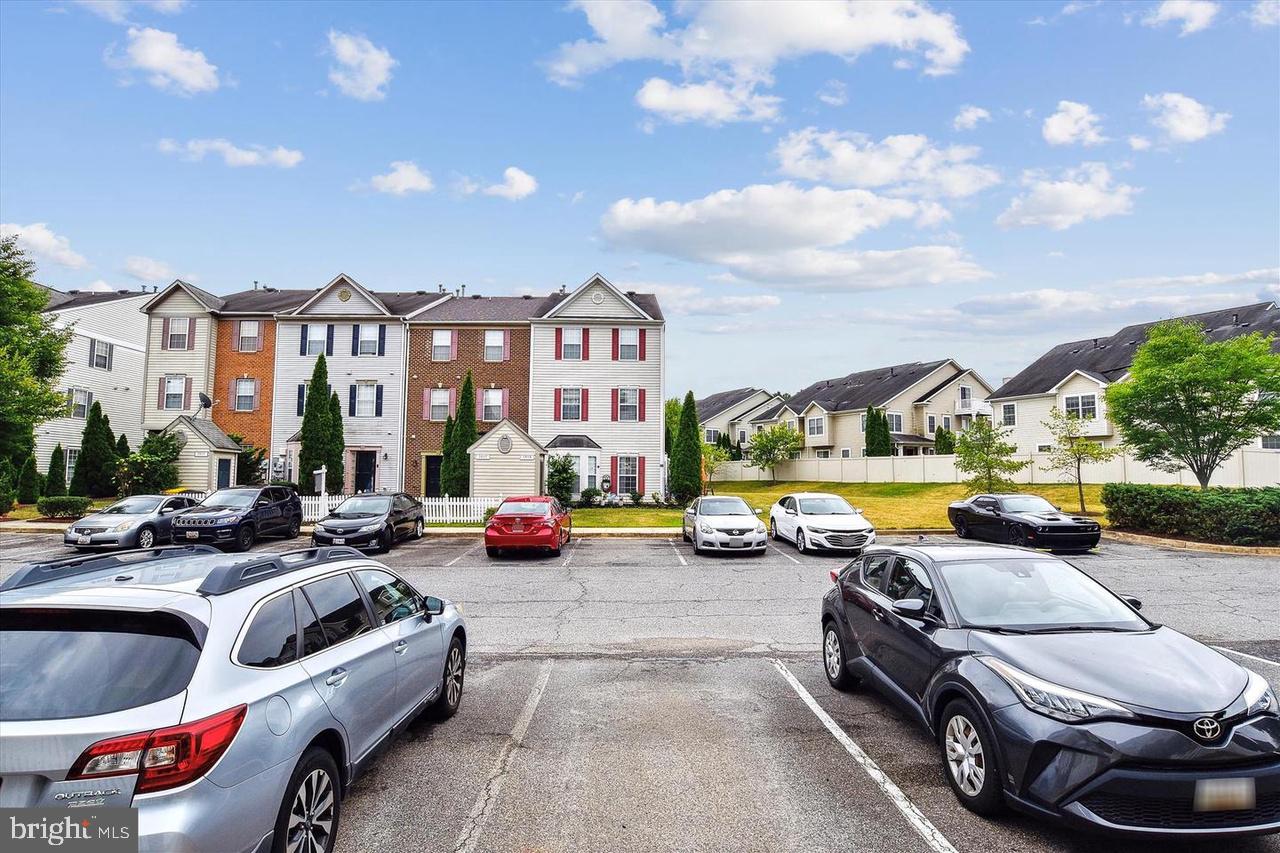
[414,294,556,322]
[40,288,148,312]
[914,369,976,403]
[891,433,935,445]
[546,434,601,449]
[218,289,314,314]
[171,416,241,451]
[380,291,449,315]
[785,360,952,415]
[694,387,763,422]
[991,302,1280,399]
[751,400,789,423]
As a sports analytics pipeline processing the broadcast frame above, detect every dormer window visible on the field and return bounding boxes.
[1064,394,1097,420]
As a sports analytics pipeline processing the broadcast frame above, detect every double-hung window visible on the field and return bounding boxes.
[1064,394,1097,420]
[306,324,326,356]
[561,327,583,361]
[90,340,111,369]
[618,328,639,361]
[355,382,377,417]
[927,414,937,433]
[704,429,720,443]
[942,415,952,432]
[560,388,582,421]
[167,318,189,350]
[484,330,504,362]
[429,389,449,422]
[65,448,79,481]
[358,324,379,355]
[70,388,91,419]
[1001,403,1017,426]
[432,330,452,361]
[616,456,638,495]
[816,449,831,459]
[1263,435,1280,450]
[886,413,904,432]
[807,417,824,437]
[238,320,259,352]
[618,388,639,422]
[235,379,256,412]
[584,456,598,491]
[482,389,502,422]
[164,376,185,410]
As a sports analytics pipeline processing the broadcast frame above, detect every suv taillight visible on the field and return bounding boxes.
[67,705,247,793]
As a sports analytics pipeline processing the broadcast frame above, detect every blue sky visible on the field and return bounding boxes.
[2,0,1278,396]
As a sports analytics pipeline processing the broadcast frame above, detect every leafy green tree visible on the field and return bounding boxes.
[1106,320,1280,489]
[701,441,730,492]
[933,427,956,454]
[439,415,456,495]
[326,392,346,494]
[955,417,1029,495]
[864,406,893,457]
[297,356,332,495]
[745,423,802,481]
[46,443,66,496]
[17,454,40,503]
[0,235,72,467]
[1041,408,1124,513]
[227,433,266,487]
[116,432,181,495]
[444,372,477,497]
[664,397,683,454]
[546,454,578,505]
[669,391,702,502]
[0,459,15,515]
[116,434,130,457]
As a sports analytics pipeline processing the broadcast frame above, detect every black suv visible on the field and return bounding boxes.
[172,486,304,551]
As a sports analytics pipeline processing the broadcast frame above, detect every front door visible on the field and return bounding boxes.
[216,458,232,489]
[423,455,442,497]
[355,451,377,493]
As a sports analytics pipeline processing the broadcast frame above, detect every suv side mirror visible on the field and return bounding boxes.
[160,506,174,514]
[424,596,445,616]
[891,598,927,618]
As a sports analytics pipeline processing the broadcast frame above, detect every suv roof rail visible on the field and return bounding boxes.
[0,545,221,592]
[196,546,363,596]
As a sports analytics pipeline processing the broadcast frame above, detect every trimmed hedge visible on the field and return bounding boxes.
[1101,483,1280,546]
[36,495,94,519]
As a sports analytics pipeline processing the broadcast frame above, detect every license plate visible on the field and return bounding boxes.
[333,538,345,545]
[1194,778,1255,812]
[512,525,524,533]
[185,530,199,540]
[730,537,743,548]
[77,535,91,545]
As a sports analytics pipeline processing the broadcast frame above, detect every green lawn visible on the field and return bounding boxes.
[2,498,113,522]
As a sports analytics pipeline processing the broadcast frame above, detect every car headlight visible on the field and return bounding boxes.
[980,657,1135,723]
[866,530,876,540]
[755,523,766,534]
[111,520,139,532]
[808,527,828,534]
[699,522,714,534]
[1244,670,1277,716]
[357,522,383,534]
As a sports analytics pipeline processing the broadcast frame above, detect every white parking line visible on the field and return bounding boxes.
[772,659,958,853]
[769,544,800,565]
[667,538,688,567]
[561,538,580,568]
[445,543,479,567]
[1214,646,1280,669]
[452,660,554,853]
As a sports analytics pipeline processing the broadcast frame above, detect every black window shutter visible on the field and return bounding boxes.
[299,324,309,356]
[297,384,305,416]
[105,342,113,371]
[88,338,96,365]
[326,324,334,356]
[378,324,386,356]
[348,385,356,417]
[351,324,360,356]
[375,384,384,416]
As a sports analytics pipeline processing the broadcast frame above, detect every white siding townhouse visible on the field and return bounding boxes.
[695,387,786,446]
[988,301,1280,454]
[527,275,665,499]
[36,287,151,483]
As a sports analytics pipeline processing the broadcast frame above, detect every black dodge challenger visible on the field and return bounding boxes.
[947,494,1101,551]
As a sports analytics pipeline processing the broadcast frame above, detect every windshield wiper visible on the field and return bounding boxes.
[967,625,1033,635]
[1022,626,1140,634]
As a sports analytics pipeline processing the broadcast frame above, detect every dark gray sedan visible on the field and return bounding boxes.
[64,494,199,550]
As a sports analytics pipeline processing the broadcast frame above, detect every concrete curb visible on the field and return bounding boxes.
[1103,529,1280,556]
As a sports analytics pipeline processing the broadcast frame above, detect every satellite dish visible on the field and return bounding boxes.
[198,393,212,409]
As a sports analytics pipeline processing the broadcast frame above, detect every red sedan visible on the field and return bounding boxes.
[484,496,572,557]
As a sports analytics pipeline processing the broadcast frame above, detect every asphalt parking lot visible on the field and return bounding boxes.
[1,532,1277,852]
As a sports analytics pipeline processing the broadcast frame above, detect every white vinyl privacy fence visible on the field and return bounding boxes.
[176,492,502,523]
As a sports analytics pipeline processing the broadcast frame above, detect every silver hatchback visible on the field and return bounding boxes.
[0,545,467,853]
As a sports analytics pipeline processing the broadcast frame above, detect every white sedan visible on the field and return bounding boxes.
[682,496,768,555]
[769,492,876,554]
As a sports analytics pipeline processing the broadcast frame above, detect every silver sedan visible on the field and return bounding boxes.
[682,496,768,555]
[64,494,199,550]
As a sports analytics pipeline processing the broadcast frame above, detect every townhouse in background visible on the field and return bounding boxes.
[750,359,994,458]
[35,287,151,483]
[988,301,1280,454]
[695,387,786,446]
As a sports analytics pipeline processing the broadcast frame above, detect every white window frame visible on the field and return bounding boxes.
[618,387,639,422]
[482,388,502,422]
[942,414,952,432]
[358,324,379,356]
[234,378,256,412]
[431,329,452,361]
[840,448,851,458]
[429,389,449,422]
[927,413,937,434]
[238,320,259,352]
[1261,435,1280,450]
[886,412,904,433]
[561,327,583,361]
[164,375,185,411]
[355,382,377,417]
[1064,394,1097,420]
[1001,403,1017,427]
[704,428,720,443]
[560,387,582,421]
[167,317,190,350]
[1037,444,1053,453]
[91,340,110,369]
[737,429,746,444]
[815,449,831,459]
[65,448,79,481]
[618,327,639,361]
[616,455,639,494]
[484,330,504,362]
[306,324,326,356]
[70,388,91,419]
[860,414,867,432]
[807,416,824,437]
[584,455,598,491]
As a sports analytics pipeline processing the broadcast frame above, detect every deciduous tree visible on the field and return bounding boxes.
[227,433,266,487]
[955,417,1029,495]
[546,454,577,505]
[1041,408,1123,513]
[701,441,729,492]
[745,424,801,482]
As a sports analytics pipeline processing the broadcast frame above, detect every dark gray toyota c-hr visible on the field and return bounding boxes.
[821,543,1279,839]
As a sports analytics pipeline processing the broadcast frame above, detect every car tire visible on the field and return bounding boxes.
[939,699,1005,816]
[822,622,858,691]
[431,636,465,720]
[682,528,691,543]
[486,546,500,558]
[287,516,301,539]
[233,524,255,552]
[691,534,702,556]
[378,527,393,554]
[271,746,341,853]
[136,526,156,550]
[795,529,807,554]
[1008,524,1029,548]
[954,516,969,539]
[769,518,780,541]
[413,519,424,539]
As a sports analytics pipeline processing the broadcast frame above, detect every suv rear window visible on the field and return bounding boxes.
[0,609,201,721]
[238,594,299,668]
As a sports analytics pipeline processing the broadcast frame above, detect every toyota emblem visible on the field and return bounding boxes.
[1192,717,1222,741]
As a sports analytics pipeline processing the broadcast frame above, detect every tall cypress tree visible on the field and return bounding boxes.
[326,392,346,494]
[17,454,40,503]
[46,443,66,496]
[439,415,456,495]
[116,433,130,457]
[75,402,119,497]
[446,372,477,497]
[669,390,702,502]
[866,407,893,457]
[298,355,332,495]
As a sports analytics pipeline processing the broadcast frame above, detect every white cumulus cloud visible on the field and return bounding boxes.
[327,30,396,101]
[123,255,175,281]
[361,161,434,195]
[1143,0,1220,35]
[1112,267,1279,289]
[996,163,1138,231]
[1141,92,1229,143]
[952,105,990,131]
[633,283,782,316]
[635,78,780,125]
[106,26,219,95]
[157,137,303,168]
[817,80,848,107]
[1250,1,1280,26]
[481,167,539,200]
[0,222,89,269]
[1042,100,1107,146]
[75,1,189,23]
[1128,135,1152,151]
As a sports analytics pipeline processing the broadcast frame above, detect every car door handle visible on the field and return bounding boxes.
[394,640,408,655]
[872,608,885,622]
[325,668,349,686]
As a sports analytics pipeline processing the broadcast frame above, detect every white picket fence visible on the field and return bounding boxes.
[175,491,501,523]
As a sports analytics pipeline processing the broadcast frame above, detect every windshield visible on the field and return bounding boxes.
[700,497,752,516]
[938,558,1147,632]
[998,496,1056,513]
[799,497,855,515]
[101,497,162,515]
[202,489,257,509]
[332,496,391,516]
[496,501,550,517]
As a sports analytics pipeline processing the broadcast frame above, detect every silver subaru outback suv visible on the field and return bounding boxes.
[0,545,467,853]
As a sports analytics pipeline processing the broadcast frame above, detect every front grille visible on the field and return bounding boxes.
[178,517,227,527]
[1080,789,1280,830]
[73,526,107,535]
[719,529,750,537]
[824,533,868,548]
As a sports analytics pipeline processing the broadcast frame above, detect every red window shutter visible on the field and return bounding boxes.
[553,388,562,421]
[256,324,264,352]
[503,329,511,361]
[475,393,483,420]
[187,319,195,350]
[612,328,619,361]
[610,456,618,494]
[638,456,646,495]
[638,388,647,421]
[639,329,647,360]
[450,330,458,361]
[581,388,589,421]
[554,327,562,360]
[161,317,170,350]
[581,327,590,360]
[448,387,457,416]
[229,379,237,409]
[252,378,260,411]
[422,388,431,420]
[157,378,165,408]
[183,377,193,409]
[611,388,619,422]
[501,388,509,419]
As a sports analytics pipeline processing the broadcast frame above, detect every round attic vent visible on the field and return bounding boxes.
[591,290,604,304]
[497,435,513,454]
